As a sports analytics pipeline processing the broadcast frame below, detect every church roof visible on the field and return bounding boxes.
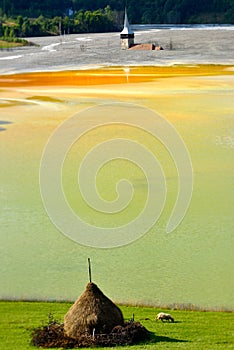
[120,8,134,35]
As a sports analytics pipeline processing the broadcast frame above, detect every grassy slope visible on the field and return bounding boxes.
[0,38,35,48]
[0,40,24,48]
[0,301,233,350]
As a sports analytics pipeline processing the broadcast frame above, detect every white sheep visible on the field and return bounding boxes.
[156,312,174,322]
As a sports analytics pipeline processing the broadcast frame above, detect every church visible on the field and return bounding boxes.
[120,9,163,51]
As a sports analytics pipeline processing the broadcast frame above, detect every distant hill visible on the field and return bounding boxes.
[1,0,233,24]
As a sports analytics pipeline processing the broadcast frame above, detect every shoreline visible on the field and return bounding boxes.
[0,299,232,312]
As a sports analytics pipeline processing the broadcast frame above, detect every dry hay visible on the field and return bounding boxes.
[31,282,151,348]
[31,320,151,348]
[64,282,124,339]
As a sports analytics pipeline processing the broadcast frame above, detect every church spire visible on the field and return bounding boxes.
[120,8,134,49]
[121,7,134,35]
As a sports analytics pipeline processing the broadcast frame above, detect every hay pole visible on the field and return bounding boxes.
[88,258,92,283]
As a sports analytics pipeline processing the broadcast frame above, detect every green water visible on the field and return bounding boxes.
[0,72,233,310]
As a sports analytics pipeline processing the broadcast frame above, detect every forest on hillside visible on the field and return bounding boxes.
[0,0,233,39]
[0,0,233,24]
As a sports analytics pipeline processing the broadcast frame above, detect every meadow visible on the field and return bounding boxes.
[0,301,233,350]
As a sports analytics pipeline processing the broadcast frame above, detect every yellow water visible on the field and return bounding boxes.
[0,66,233,309]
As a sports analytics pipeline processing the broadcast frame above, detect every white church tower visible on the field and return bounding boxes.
[120,8,134,49]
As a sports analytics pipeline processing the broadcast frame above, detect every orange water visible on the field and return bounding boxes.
[0,66,233,309]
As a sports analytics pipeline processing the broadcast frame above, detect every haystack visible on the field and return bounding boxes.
[64,282,124,339]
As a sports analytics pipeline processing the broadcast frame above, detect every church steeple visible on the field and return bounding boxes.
[120,8,134,49]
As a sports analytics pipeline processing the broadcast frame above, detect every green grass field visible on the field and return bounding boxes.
[0,40,22,48]
[0,301,233,350]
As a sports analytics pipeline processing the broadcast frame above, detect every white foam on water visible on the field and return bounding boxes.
[133,24,234,31]
[75,37,92,41]
[169,25,234,31]
[0,55,23,60]
[41,42,60,51]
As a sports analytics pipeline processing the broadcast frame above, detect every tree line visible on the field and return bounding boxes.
[0,0,233,39]
[0,7,120,38]
[71,0,234,24]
